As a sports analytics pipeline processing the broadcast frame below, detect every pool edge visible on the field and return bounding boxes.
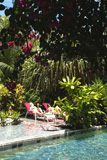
[0,125,107,151]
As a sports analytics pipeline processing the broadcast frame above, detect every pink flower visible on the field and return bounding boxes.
[28,42,33,50]
[22,46,29,55]
[0,42,2,46]
[62,34,66,40]
[8,41,15,48]
[28,31,35,40]
[22,42,33,55]
[15,34,18,38]
[89,70,92,73]
[89,70,93,76]
[16,0,31,8]
[35,35,39,40]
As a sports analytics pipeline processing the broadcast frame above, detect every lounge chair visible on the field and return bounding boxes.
[42,103,61,117]
[24,103,56,123]
[42,103,50,112]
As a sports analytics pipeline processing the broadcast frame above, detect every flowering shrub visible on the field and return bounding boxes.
[0,79,24,112]
[16,0,31,8]
[0,0,107,78]
[28,31,39,40]
[22,42,33,55]
[8,41,15,48]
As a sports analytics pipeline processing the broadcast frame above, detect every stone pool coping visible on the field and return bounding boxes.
[0,124,107,151]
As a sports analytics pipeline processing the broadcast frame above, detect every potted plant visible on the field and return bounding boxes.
[11,111,20,125]
[0,111,8,127]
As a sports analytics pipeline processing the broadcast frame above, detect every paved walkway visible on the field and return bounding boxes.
[0,117,71,150]
[0,117,106,151]
[0,118,66,141]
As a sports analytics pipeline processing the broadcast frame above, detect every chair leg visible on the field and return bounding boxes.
[25,111,29,118]
[34,113,37,124]
[47,117,49,123]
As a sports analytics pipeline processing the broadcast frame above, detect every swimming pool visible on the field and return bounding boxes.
[0,128,107,160]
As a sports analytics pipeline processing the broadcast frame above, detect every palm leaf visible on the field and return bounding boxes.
[0,62,13,72]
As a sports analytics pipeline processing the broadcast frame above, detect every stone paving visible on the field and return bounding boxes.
[0,117,70,150]
[0,118,65,140]
[0,117,107,151]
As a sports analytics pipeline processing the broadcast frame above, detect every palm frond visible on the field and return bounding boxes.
[0,62,13,72]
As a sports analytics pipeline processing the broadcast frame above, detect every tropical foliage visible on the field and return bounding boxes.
[0,79,24,112]
[19,56,96,103]
[0,0,107,74]
[54,77,107,129]
[0,1,107,128]
[0,15,9,31]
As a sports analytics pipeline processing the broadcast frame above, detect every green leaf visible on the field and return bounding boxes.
[65,115,69,121]
[71,77,76,83]
[0,4,5,10]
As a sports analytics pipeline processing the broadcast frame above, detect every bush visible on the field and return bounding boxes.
[54,77,107,129]
[0,79,24,112]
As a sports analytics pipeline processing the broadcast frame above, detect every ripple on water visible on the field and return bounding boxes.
[0,128,107,160]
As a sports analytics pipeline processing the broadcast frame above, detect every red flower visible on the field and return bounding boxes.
[22,47,28,55]
[89,70,93,76]
[28,31,35,40]
[8,41,15,48]
[35,35,39,40]
[62,34,66,40]
[15,34,18,38]
[22,42,33,55]
[16,0,31,8]
[28,42,33,50]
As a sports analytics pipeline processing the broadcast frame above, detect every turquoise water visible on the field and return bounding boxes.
[1,128,107,160]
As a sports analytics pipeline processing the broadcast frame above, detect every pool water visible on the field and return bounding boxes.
[0,128,107,160]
